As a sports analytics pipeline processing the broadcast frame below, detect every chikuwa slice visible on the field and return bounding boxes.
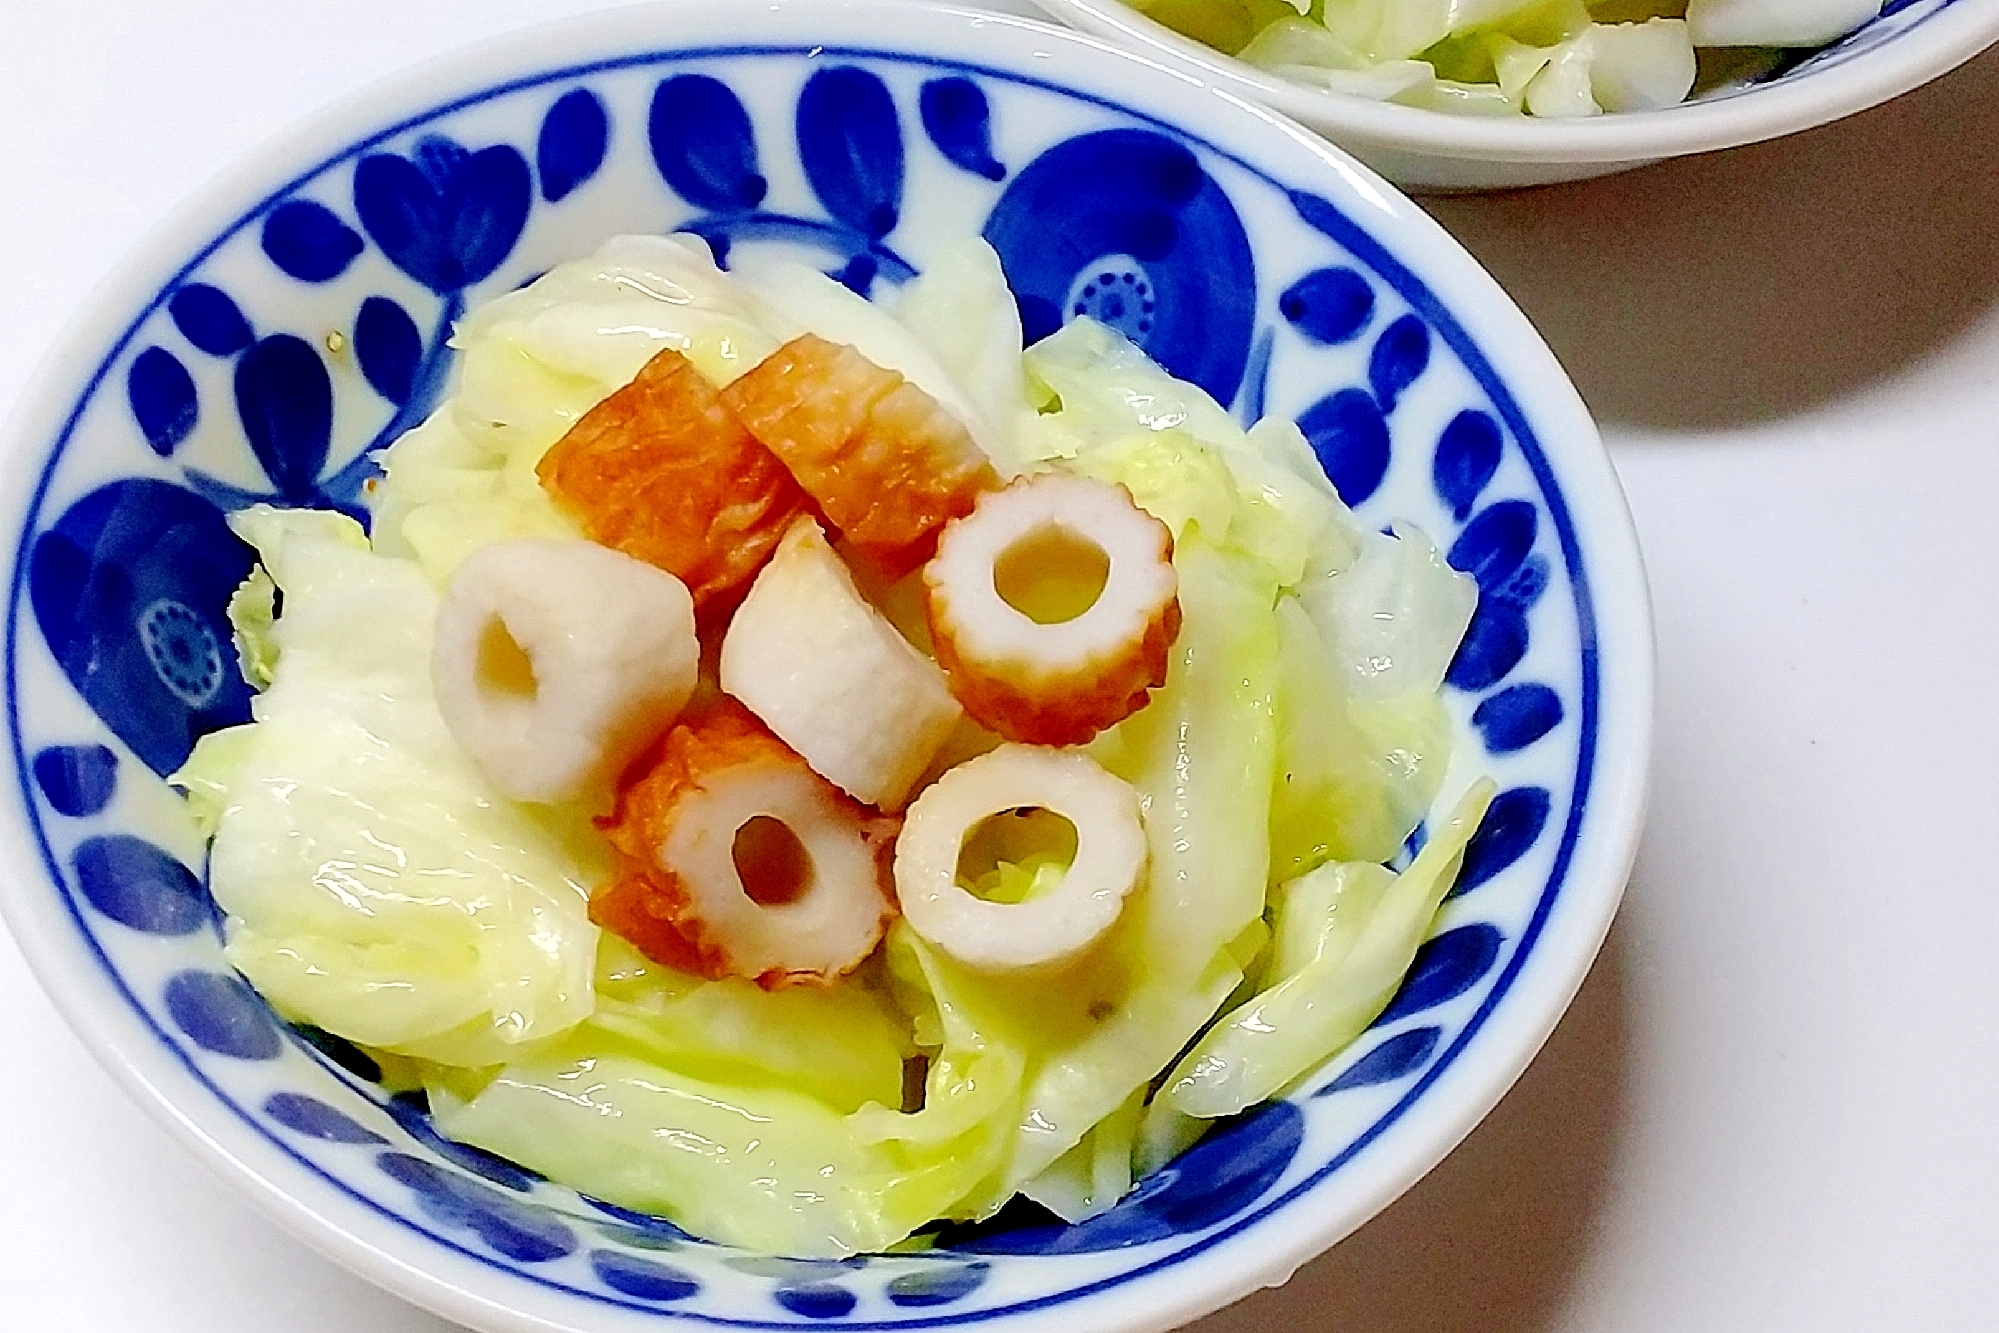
[719,333,998,572]
[591,702,899,987]
[432,537,699,804]
[536,347,806,610]
[894,745,1148,972]
[720,517,961,810]
[924,474,1180,746]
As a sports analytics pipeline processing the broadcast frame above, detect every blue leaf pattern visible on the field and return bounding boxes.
[798,67,905,240]
[1316,1027,1442,1095]
[354,296,422,406]
[32,743,119,817]
[1376,925,1504,1025]
[537,88,610,203]
[1298,387,1391,505]
[1280,267,1374,346]
[127,347,199,457]
[377,1152,577,1263]
[774,1284,859,1319]
[353,137,531,294]
[169,284,254,356]
[1445,597,1529,692]
[888,1262,990,1307]
[262,200,364,283]
[1368,314,1430,412]
[1449,500,1539,593]
[165,970,283,1060]
[234,335,333,500]
[1451,787,1553,898]
[1433,409,1502,520]
[73,835,208,936]
[648,76,767,211]
[264,1092,388,1145]
[1474,683,1564,753]
[919,77,1004,180]
[588,1250,700,1302]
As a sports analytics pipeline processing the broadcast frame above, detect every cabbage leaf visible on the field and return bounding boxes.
[174,506,604,1068]
[1156,780,1497,1120]
[437,924,1024,1257]
[1270,594,1454,877]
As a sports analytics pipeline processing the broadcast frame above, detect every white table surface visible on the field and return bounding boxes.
[4,3,1997,1330]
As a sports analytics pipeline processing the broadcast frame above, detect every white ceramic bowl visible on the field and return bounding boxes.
[0,2,1651,1330]
[1032,0,1999,189]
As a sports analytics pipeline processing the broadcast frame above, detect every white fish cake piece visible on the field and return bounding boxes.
[432,537,699,805]
[721,517,961,810]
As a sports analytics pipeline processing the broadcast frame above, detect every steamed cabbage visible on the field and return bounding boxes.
[1133,0,1880,117]
[434,922,1040,1254]
[1156,779,1495,1120]
[1270,596,1455,876]
[175,507,605,1067]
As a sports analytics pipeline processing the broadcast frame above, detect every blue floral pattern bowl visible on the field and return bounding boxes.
[0,3,1653,1330]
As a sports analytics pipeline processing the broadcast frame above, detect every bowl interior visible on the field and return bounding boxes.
[0,4,1646,1331]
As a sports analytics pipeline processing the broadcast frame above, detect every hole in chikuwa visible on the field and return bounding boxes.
[955,806,1078,904]
[476,617,538,699]
[733,815,815,907]
[994,524,1110,625]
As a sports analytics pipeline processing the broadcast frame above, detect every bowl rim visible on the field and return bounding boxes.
[1029,0,1999,163]
[0,2,1655,1330]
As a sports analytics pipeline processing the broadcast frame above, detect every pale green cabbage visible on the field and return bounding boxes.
[224,565,279,691]
[175,506,605,1067]
[1299,521,1477,702]
[1132,0,1877,116]
[1154,779,1496,1121]
[588,936,910,1114]
[436,924,1024,1256]
[885,237,1031,476]
[1270,595,1455,878]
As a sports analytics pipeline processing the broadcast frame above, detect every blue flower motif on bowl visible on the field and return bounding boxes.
[983,127,1257,405]
[2,12,1643,1331]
